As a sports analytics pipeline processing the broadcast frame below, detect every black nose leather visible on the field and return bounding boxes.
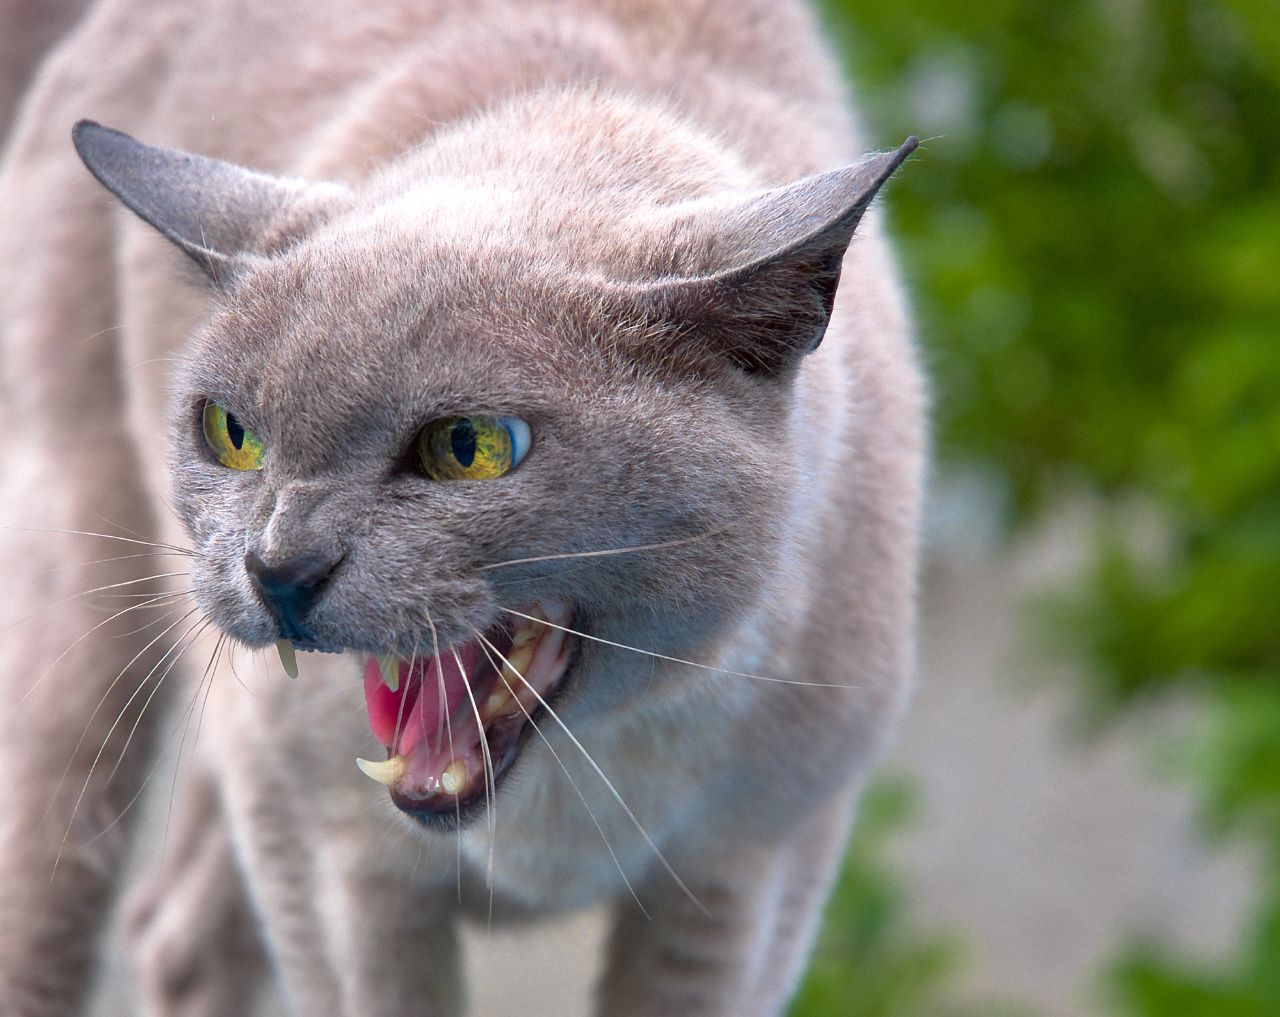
[245,550,342,640]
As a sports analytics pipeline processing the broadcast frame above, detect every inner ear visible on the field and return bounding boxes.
[632,137,918,374]
[72,120,348,285]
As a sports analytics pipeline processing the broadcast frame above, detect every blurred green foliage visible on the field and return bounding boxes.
[791,779,1027,1017]
[789,780,968,1017]
[794,0,1280,1014]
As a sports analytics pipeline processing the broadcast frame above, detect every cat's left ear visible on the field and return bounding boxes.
[72,120,349,286]
[637,137,917,375]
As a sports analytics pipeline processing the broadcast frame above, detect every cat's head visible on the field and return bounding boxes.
[73,112,914,822]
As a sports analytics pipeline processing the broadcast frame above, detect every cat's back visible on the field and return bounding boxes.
[11,0,855,176]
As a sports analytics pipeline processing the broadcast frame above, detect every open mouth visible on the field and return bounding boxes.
[352,599,575,819]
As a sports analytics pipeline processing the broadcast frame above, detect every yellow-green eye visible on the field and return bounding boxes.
[417,415,530,480]
[201,400,266,471]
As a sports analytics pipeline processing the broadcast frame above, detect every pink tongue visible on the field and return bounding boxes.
[362,642,482,753]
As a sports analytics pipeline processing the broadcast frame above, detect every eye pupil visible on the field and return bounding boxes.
[416,414,526,481]
[225,413,245,450]
[450,419,477,467]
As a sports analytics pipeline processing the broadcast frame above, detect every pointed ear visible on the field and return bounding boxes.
[636,137,917,374]
[72,120,347,284]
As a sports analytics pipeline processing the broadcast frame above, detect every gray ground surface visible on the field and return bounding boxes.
[891,525,1252,1016]
[91,515,1253,1016]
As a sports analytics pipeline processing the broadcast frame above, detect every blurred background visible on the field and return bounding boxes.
[795,0,1280,1014]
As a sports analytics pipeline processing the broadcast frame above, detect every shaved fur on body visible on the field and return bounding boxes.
[0,1,925,1014]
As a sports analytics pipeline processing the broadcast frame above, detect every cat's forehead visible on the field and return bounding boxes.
[182,224,626,452]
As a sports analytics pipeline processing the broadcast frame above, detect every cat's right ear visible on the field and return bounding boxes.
[72,120,348,286]
[629,138,917,375]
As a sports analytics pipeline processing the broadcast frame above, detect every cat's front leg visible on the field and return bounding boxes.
[125,765,266,1017]
[309,841,464,1017]
[215,652,465,1017]
[238,827,464,1017]
[596,790,857,1017]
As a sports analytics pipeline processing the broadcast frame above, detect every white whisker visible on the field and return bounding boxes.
[78,323,127,344]
[21,592,189,706]
[187,633,227,757]
[39,603,204,834]
[112,602,193,639]
[390,645,413,756]
[84,571,191,591]
[474,631,649,918]
[479,529,725,572]
[452,642,496,926]
[36,550,193,577]
[501,609,861,690]
[1,525,193,556]
[105,619,212,786]
[42,608,202,829]
[90,632,223,845]
[497,650,707,917]
[3,570,192,641]
[87,511,171,549]
[52,611,204,879]
[228,644,259,703]
[92,588,194,602]
[425,613,462,902]
[161,632,227,863]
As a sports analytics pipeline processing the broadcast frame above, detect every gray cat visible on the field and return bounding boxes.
[0,1,925,1014]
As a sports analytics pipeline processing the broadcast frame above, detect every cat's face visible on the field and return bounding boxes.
[171,209,788,818]
[74,117,913,821]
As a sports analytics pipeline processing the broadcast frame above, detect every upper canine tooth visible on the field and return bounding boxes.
[355,755,406,786]
[512,619,545,648]
[501,644,535,685]
[276,639,299,679]
[377,654,399,692]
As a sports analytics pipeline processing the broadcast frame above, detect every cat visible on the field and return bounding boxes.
[0,1,925,1014]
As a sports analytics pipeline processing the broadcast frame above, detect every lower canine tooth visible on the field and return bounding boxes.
[484,685,513,719]
[276,639,299,679]
[440,760,466,795]
[377,654,399,692]
[356,755,406,786]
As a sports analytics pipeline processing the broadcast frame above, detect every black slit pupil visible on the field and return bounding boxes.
[450,419,477,467]
[225,413,245,450]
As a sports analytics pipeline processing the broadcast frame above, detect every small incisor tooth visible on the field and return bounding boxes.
[440,759,467,795]
[276,639,299,679]
[377,653,399,692]
[355,755,406,786]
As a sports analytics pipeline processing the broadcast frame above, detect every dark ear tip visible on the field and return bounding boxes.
[71,118,102,147]
[71,119,118,167]
[71,120,138,161]
[886,136,919,172]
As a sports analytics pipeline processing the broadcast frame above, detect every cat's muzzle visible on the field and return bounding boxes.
[346,598,576,821]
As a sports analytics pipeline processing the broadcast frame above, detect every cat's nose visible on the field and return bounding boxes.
[245,549,343,639]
